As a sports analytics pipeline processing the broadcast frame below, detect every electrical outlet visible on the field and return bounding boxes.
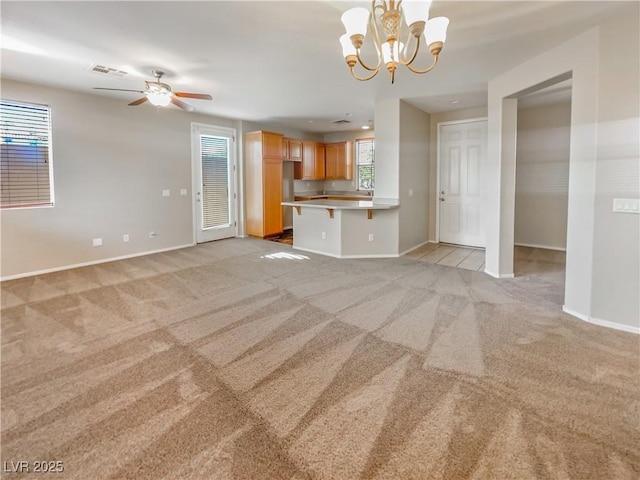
[408,188,414,197]
[321,231,326,240]
[162,189,170,197]
[92,238,102,247]
[123,234,130,243]
[180,188,188,196]
[368,233,374,242]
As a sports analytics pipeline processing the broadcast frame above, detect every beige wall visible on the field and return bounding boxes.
[398,101,430,253]
[1,79,240,278]
[428,106,488,241]
[591,6,639,326]
[515,102,571,250]
[374,98,401,199]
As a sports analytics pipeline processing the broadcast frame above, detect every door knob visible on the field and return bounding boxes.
[441,191,445,195]
[440,197,445,202]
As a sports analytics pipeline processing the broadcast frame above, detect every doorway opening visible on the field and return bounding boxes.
[511,78,572,304]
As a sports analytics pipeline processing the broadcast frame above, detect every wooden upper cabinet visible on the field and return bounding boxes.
[324,144,337,179]
[282,138,303,161]
[302,141,316,179]
[289,139,302,161]
[314,143,325,179]
[263,132,283,158]
[325,142,352,180]
[293,141,325,180]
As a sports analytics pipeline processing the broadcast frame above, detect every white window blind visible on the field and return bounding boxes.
[1,100,53,208]
[356,138,375,191]
[200,135,230,229]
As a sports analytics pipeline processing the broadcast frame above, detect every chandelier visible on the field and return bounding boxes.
[339,0,449,83]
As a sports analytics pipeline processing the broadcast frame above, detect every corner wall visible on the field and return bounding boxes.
[486,2,639,332]
[398,101,430,253]
[1,80,240,278]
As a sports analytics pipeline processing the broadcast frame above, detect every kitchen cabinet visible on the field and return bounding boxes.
[282,137,302,162]
[324,142,353,180]
[294,141,325,180]
[244,130,283,238]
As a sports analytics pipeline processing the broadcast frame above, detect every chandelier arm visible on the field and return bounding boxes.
[350,66,380,81]
[356,49,382,72]
[400,28,419,66]
[404,53,439,74]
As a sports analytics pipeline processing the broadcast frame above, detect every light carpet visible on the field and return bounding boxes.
[1,237,638,479]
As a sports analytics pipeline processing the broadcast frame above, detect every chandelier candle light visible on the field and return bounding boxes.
[339,0,449,83]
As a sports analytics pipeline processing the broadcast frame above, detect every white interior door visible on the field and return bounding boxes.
[192,124,236,243]
[439,120,487,247]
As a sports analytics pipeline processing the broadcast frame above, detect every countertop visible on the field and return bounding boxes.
[282,198,399,210]
[294,194,372,201]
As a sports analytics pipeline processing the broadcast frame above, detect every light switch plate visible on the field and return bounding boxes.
[613,198,639,214]
[180,188,187,196]
[162,189,170,197]
[92,238,102,247]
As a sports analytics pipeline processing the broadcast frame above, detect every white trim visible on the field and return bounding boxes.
[515,242,566,252]
[562,306,640,334]
[191,122,238,244]
[0,243,195,281]
[291,246,399,259]
[399,240,430,256]
[436,117,488,245]
[484,269,514,279]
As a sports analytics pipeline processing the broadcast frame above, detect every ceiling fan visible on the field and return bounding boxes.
[94,70,212,112]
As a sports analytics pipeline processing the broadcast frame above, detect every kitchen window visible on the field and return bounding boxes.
[355,137,374,191]
[1,100,54,208]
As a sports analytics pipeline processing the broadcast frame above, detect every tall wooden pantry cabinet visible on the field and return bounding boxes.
[244,131,284,238]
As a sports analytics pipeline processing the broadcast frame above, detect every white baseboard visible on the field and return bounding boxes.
[562,306,639,334]
[484,269,515,279]
[1,243,195,281]
[515,242,566,252]
[399,240,430,256]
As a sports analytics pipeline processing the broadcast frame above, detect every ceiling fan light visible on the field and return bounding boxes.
[341,8,370,37]
[425,16,449,45]
[402,0,432,28]
[147,91,171,107]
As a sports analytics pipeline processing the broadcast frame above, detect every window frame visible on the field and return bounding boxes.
[355,137,375,192]
[1,99,54,209]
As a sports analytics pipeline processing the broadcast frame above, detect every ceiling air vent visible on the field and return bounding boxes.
[332,119,351,125]
[88,64,128,77]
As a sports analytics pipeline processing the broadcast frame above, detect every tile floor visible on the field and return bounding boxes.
[406,243,486,271]
[406,243,566,273]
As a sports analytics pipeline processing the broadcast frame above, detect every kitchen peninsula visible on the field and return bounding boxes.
[281,198,400,258]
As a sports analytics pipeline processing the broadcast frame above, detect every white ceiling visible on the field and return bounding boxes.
[0,1,626,134]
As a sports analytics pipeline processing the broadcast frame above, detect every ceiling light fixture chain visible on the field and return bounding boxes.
[339,0,449,84]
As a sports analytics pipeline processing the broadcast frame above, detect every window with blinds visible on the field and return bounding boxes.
[355,137,375,191]
[1,100,54,208]
[200,134,230,229]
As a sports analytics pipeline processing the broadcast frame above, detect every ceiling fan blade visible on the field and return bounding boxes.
[94,87,145,93]
[171,96,195,112]
[128,96,149,106]
[173,92,212,100]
